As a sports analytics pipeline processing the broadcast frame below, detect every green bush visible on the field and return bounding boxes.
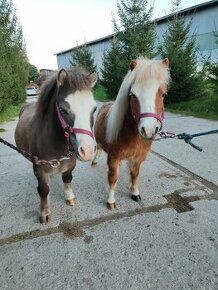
[167,89,218,120]
[94,84,112,102]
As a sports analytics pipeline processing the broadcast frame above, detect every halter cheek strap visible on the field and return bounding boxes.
[56,104,94,142]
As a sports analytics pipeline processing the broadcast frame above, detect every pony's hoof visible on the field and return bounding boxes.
[107,202,117,210]
[91,161,97,167]
[131,194,141,202]
[39,214,51,224]
[66,198,76,206]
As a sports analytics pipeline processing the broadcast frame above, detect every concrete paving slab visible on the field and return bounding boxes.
[0,200,217,290]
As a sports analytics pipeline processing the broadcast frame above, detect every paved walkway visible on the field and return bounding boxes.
[0,112,217,290]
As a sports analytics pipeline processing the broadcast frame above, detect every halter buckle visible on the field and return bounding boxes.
[49,159,61,168]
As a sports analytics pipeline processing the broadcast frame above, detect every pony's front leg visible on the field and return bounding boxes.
[107,157,120,209]
[91,145,102,166]
[128,160,142,202]
[33,166,51,224]
[62,170,76,206]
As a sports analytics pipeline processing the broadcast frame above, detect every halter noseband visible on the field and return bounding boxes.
[139,112,164,130]
[56,104,94,144]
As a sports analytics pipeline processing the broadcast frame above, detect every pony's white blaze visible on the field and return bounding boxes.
[132,80,161,138]
[66,90,96,161]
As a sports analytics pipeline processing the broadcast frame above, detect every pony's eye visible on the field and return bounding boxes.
[59,107,67,115]
[92,106,97,114]
[130,92,137,99]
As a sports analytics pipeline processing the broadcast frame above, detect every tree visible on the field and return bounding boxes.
[101,38,127,98]
[101,0,155,97]
[206,32,218,94]
[158,0,205,103]
[0,0,28,112]
[70,43,97,73]
[208,63,218,93]
[28,63,39,83]
[114,0,156,60]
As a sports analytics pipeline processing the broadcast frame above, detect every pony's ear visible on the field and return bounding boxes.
[89,71,98,88]
[57,69,68,86]
[162,58,169,67]
[129,60,137,71]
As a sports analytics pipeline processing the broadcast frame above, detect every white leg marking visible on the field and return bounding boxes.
[131,186,140,196]
[107,181,118,204]
[108,189,115,204]
[64,183,75,201]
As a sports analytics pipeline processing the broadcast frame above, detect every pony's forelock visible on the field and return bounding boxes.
[134,57,170,85]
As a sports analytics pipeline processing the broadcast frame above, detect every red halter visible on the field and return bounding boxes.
[56,104,94,143]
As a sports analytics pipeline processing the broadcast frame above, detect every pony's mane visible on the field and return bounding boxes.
[106,57,171,143]
[36,67,92,117]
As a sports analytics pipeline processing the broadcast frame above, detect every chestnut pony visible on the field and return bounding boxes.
[15,67,97,223]
[93,57,170,209]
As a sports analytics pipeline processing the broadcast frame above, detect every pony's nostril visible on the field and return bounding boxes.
[78,145,95,161]
[155,126,159,135]
[80,146,85,156]
[140,127,146,136]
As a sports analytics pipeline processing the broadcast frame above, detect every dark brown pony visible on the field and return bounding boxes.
[93,57,170,209]
[15,67,97,223]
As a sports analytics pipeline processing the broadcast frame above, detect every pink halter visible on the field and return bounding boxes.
[56,104,94,143]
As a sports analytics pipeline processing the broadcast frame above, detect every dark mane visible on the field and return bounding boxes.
[36,74,57,117]
[67,66,94,90]
[36,67,93,118]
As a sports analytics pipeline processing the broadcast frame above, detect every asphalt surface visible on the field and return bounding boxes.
[0,104,218,290]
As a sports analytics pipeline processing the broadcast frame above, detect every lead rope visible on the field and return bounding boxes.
[0,137,72,167]
[154,129,218,152]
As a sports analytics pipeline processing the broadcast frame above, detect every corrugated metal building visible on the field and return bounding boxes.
[55,0,218,75]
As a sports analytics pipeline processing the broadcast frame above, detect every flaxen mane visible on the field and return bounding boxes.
[106,57,170,143]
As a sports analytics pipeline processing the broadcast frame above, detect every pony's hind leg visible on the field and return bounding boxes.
[62,170,76,206]
[34,166,51,224]
[128,160,142,202]
[91,145,102,166]
[107,157,120,209]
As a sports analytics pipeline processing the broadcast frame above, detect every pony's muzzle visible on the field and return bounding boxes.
[139,113,163,139]
[78,144,96,161]
[139,125,160,139]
